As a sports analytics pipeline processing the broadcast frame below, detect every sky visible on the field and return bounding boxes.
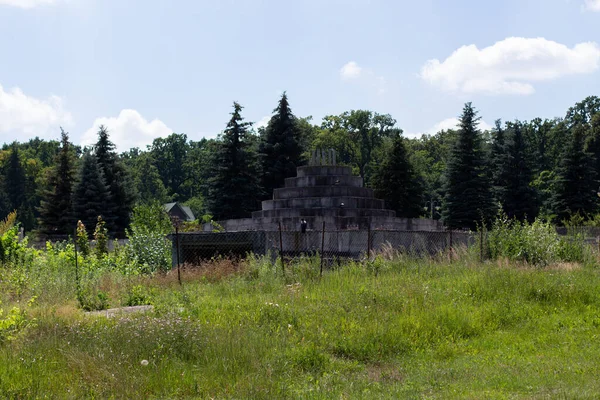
[0,0,599,151]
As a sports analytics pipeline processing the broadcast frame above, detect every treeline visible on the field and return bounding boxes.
[0,93,599,234]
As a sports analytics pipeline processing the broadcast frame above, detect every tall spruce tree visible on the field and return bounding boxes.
[442,103,495,230]
[551,123,598,222]
[259,92,304,198]
[4,142,26,213]
[94,126,136,234]
[72,151,111,234]
[496,122,537,221]
[38,129,76,234]
[207,102,261,220]
[490,119,506,201]
[372,132,423,218]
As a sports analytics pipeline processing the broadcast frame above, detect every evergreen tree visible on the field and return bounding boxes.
[496,122,537,221]
[38,129,77,234]
[207,102,261,220]
[489,119,506,201]
[94,126,136,234]
[259,92,304,198]
[442,103,495,230]
[72,151,111,234]
[4,142,26,215]
[372,133,423,218]
[551,124,598,222]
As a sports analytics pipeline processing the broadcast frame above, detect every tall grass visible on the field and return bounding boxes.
[2,252,600,398]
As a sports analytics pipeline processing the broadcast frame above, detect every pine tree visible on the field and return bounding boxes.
[442,103,495,230]
[38,129,76,234]
[489,119,506,201]
[496,122,537,221]
[207,102,261,220]
[94,126,136,234]
[551,124,598,222]
[4,142,26,216]
[258,92,304,198]
[72,151,111,234]
[372,133,423,218]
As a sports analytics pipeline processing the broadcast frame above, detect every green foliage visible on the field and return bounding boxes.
[94,126,136,234]
[38,129,76,234]
[487,215,560,266]
[314,110,397,184]
[258,92,305,199]
[372,133,423,218]
[551,123,598,223]
[125,202,172,273]
[76,220,90,258]
[72,151,111,234]
[0,300,34,343]
[442,103,495,230]
[93,216,109,258]
[486,214,591,266]
[207,102,261,220]
[123,285,154,306]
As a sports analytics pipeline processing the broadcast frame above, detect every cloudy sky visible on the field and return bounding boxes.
[0,0,599,151]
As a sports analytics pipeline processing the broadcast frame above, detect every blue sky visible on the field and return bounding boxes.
[0,0,599,151]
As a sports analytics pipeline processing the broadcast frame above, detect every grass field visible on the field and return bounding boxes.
[2,253,600,399]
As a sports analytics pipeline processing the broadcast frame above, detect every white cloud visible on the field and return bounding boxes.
[405,117,493,138]
[0,84,73,141]
[420,37,600,95]
[340,61,387,94]
[0,0,60,8]
[82,109,172,152]
[584,0,600,11]
[340,61,362,80]
[255,115,270,129]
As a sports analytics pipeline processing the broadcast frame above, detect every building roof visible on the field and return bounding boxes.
[164,202,195,222]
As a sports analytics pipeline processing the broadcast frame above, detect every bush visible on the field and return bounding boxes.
[125,202,172,273]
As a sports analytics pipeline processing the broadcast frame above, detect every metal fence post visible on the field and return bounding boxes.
[278,221,285,274]
[479,229,483,263]
[73,227,80,301]
[367,223,372,262]
[320,221,325,277]
[449,229,453,258]
[176,226,182,285]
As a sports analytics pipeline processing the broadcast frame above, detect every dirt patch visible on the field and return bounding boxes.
[367,364,403,383]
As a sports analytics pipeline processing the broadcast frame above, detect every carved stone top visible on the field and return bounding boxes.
[309,148,336,166]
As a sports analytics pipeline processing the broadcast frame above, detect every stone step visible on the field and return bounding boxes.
[252,208,396,219]
[284,175,364,188]
[273,186,374,200]
[296,166,353,177]
[263,196,385,210]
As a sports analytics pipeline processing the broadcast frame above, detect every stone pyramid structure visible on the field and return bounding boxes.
[204,149,442,232]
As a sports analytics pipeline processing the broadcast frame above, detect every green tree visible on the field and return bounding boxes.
[38,129,77,234]
[314,110,396,185]
[72,152,111,234]
[94,126,136,234]
[551,124,598,222]
[495,122,537,221]
[149,133,190,200]
[442,103,495,230]
[372,133,423,218]
[3,143,26,218]
[258,92,304,198]
[207,102,261,220]
[134,154,170,204]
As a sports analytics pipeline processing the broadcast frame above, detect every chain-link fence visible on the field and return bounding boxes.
[170,227,476,272]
